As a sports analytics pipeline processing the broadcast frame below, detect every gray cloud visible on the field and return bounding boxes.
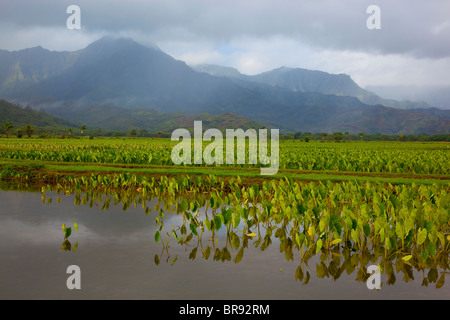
[1,0,449,58]
[0,0,449,86]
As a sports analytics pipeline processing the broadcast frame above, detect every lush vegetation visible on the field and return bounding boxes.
[1,94,449,140]
[0,138,448,176]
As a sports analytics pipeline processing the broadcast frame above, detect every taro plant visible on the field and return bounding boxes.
[62,222,78,239]
[61,222,79,252]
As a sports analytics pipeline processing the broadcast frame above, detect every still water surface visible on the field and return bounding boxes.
[0,190,448,300]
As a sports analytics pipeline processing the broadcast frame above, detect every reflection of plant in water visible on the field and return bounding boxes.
[155,206,448,288]
[40,173,449,287]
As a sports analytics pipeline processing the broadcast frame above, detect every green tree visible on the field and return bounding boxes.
[67,128,73,137]
[138,129,149,137]
[332,132,343,141]
[294,132,302,139]
[358,132,365,141]
[2,121,13,138]
[129,129,137,138]
[344,131,349,140]
[80,125,86,135]
[320,133,328,140]
[24,124,34,138]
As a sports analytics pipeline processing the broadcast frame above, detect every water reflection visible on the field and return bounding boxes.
[37,188,448,290]
[61,239,77,252]
[1,183,448,299]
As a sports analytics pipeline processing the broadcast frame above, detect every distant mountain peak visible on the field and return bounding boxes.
[274,66,292,71]
[85,36,142,52]
[26,45,45,51]
[85,36,161,52]
[14,45,48,55]
[191,64,243,78]
[88,36,137,46]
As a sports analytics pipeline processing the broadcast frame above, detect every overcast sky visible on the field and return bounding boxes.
[1,0,449,87]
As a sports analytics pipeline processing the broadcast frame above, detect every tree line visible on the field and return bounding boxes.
[1,122,35,138]
[2,121,449,141]
[0,122,170,139]
[280,131,450,142]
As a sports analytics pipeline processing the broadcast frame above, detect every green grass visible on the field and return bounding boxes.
[0,159,448,186]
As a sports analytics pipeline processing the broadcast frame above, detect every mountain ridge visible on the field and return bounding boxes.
[0,37,448,135]
[192,64,436,110]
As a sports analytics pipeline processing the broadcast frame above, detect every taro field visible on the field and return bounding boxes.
[0,137,449,296]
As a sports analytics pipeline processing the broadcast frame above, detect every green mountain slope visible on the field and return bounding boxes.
[0,99,77,132]
[0,47,80,96]
[49,103,266,132]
